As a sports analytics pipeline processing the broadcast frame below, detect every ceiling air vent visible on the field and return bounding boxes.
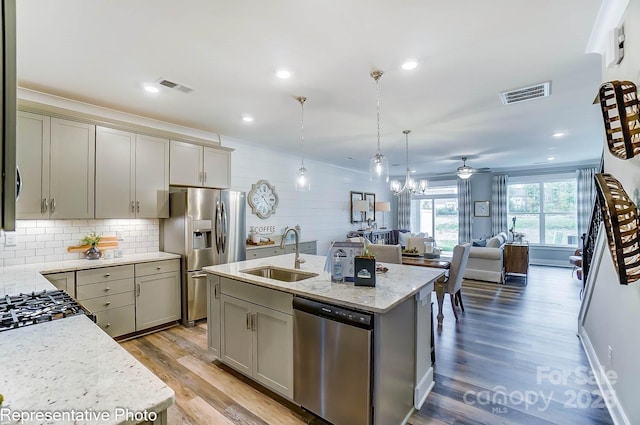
[157,78,194,93]
[500,81,551,105]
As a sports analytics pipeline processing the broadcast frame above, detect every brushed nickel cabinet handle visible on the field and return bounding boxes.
[50,198,56,213]
[246,312,251,330]
[131,201,135,213]
[136,201,140,213]
[104,273,111,278]
[137,283,141,297]
[105,301,111,306]
[105,323,111,328]
[42,198,48,213]
[105,287,111,291]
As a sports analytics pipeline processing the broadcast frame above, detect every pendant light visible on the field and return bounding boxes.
[390,130,428,195]
[369,70,389,183]
[295,96,310,191]
[456,156,473,179]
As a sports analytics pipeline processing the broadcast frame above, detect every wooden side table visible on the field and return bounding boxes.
[504,242,529,284]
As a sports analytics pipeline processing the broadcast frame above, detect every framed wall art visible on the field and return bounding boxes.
[350,191,364,223]
[474,200,490,217]
[364,192,376,221]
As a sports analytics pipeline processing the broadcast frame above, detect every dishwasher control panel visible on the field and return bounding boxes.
[293,297,372,329]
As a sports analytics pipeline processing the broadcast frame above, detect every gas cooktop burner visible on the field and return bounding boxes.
[0,289,94,332]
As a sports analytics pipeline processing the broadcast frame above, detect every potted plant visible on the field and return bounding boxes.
[82,231,103,260]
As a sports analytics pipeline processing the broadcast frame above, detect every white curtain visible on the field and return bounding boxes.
[457,178,472,243]
[491,175,508,236]
[577,167,597,240]
[397,191,411,229]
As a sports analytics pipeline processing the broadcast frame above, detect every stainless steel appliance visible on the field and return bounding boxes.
[161,188,245,326]
[0,289,95,332]
[293,297,373,425]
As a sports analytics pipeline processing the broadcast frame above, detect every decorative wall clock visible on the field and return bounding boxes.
[248,180,279,219]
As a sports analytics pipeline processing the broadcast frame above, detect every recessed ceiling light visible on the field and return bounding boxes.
[401,60,418,71]
[547,156,556,161]
[143,84,159,93]
[242,116,254,123]
[552,132,566,138]
[276,69,292,79]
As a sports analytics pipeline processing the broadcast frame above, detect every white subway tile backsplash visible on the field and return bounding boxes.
[0,218,160,267]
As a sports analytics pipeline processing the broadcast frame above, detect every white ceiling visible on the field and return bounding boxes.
[16,0,604,178]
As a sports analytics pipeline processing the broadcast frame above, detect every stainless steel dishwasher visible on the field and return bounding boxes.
[293,297,373,425]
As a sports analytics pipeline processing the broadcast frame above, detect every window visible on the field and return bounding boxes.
[410,184,458,253]
[507,176,577,245]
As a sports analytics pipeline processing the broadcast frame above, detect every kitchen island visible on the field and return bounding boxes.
[0,253,176,425]
[204,253,443,425]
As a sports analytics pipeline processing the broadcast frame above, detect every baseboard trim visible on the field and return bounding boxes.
[529,259,572,267]
[577,328,630,425]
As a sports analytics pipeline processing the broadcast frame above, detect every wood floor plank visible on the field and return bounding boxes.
[121,265,613,425]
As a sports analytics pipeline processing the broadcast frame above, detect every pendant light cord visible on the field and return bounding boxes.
[376,77,381,153]
[297,96,307,168]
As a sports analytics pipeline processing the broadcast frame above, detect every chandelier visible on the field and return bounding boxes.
[390,130,428,196]
[369,70,389,183]
[456,156,473,179]
[294,96,310,191]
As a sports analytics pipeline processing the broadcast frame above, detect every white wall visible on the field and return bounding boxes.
[580,1,640,424]
[222,136,393,255]
[470,173,493,239]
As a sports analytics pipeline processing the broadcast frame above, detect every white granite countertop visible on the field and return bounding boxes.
[0,252,178,424]
[203,253,443,313]
[0,252,180,296]
[245,239,316,250]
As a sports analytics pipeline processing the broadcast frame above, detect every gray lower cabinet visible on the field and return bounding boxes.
[217,277,293,398]
[43,271,76,298]
[134,260,181,331]
[76,265,136,338]
[246,240,317,259]
[208,275,221,358]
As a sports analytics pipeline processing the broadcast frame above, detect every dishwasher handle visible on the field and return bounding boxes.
[293,297,373,330]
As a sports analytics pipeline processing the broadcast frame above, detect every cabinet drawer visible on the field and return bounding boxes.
[95,305,136,338]
[76,278,134,301]
[135,259,180,277]
[285,241,316,254]
[80,291,135,313]
[247,247,285,259]
[221,277,292,314]
[77,265,134,286]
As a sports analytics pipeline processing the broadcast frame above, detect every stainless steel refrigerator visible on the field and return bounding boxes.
[161,188,246,326]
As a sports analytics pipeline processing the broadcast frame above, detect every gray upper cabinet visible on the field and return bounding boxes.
[16,112,95,219]
[170,140,231,189]
[95,126,169,218]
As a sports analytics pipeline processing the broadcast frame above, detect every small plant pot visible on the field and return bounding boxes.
[85,245,102,260]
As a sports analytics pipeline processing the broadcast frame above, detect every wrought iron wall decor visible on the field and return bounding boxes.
[598,80,640,160]
[594,173,640,285]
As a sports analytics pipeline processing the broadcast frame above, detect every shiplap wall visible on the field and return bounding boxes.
[222,136,393,255]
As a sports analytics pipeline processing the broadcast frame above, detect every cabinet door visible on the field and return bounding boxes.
[203,147,230,189]
[220,294,253,375]
[169,140,203,186]
[49,118,95,219]
[43,271,76,298]
[135,271,181,331]
[136,135,169,218]
[95,126,135,218]
[208,275,221,358]
[253,304,293,398]
[16,112,50,219]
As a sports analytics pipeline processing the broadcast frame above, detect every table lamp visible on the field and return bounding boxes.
[375,201,391,229]
[353,200,369,231]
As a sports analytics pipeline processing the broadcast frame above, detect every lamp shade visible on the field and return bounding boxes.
[353,200,369,212]
[375,201,391,212]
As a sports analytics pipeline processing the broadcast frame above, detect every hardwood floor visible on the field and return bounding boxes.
[121,266,613,425]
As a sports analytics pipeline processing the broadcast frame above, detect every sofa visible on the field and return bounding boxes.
[463,232,508,283]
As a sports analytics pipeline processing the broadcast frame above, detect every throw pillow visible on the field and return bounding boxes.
[472,240,487,247]
[398,231,410,247]
[486,237,501,248]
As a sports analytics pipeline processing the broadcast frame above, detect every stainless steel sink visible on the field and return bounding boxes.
[240,266,318,282]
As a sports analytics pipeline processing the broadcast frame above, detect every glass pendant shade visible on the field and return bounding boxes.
[295,165,310,191]
[295,96,310,191]
[456,156,473,179]
[369,70,389,182]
